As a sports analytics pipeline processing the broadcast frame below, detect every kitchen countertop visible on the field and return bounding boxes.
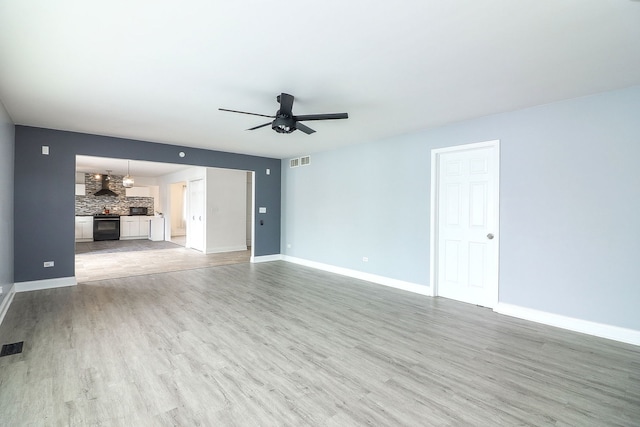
[75,214,157,216]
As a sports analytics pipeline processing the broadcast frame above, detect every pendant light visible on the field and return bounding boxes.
[123,161,134,188]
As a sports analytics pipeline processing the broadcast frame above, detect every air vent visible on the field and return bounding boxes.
[0,341,24,357]
[300,155,311,166]
[290,158,300,168]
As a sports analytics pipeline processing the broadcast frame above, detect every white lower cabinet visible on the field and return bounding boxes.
[139,217,151,237]
[120,216,139,238]
[75,216,93,242]
[120,216,151,240]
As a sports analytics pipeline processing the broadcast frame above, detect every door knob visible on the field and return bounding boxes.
[487,233,494,240]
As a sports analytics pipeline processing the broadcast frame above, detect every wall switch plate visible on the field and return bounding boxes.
[42,146,49,155]
[43,261,54,267]
[266,168,271,175]
[259,207,267,213]
[362,257,369,262]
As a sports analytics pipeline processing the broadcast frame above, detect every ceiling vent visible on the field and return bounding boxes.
[290,158,300,168]
[300,155,311,166]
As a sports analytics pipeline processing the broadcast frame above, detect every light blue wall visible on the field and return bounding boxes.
[0,99,14,303]
[282,86,640,331]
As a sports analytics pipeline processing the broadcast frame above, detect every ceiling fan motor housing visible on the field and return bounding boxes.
[272,115,296,133]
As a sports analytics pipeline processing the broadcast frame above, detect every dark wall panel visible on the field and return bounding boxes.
[15,126,281,282]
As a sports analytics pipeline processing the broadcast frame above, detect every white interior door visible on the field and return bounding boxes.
[431,141,500,308]
[188,178,205,252]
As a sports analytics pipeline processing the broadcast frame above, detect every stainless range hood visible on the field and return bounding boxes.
[94,173,118,197]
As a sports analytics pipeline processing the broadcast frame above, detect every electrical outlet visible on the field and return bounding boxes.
[43,261,54,268]
[362,257,369,262]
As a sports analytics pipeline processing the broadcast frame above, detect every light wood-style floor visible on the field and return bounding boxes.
[1,262,639,425]
[75,243,250,282]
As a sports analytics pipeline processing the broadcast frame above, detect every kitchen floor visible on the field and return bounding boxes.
[75,239,183,254]
[75,239,250,282]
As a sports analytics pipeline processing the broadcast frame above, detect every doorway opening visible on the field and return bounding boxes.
[169,181,187,246]
[74,156,254,282]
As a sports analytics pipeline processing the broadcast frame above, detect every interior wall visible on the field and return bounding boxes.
[205,168,247,253]
[0,99,14,302]
[14,127,281,283]
[246,172,253,248]
[75,173,155,215]
[281,85,640,331]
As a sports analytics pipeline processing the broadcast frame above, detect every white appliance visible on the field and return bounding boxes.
[149,217,165,241]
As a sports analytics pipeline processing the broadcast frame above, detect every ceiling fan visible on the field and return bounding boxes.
[219,93,348,135]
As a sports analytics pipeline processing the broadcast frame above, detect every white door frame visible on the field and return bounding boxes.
[250,170,255,261]
[429,140,500,307]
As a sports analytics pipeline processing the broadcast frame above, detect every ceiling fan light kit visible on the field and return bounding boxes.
[272,116,295,134]
[219,93,348,135]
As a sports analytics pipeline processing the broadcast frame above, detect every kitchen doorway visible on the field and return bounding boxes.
[74,156,253,282]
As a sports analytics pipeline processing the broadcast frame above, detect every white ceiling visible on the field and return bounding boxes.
[76,155,193,178]
[1,1,640,160]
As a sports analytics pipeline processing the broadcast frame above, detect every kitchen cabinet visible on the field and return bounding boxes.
[75,184,86,196]
[75,216,93,242]
[120,216,139,238]
[125,186,150,197]
[140,217,151,237]
[120,216,151,240]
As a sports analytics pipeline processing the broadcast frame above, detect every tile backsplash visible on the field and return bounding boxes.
[75,173,154,215]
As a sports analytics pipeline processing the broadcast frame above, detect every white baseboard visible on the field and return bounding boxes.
[251,254,284,263]
[495,302,640,346]
[283,256,432,296]
[206,245,248,254]
[0,284,16,327]
[15,276,77,293]
[237,253,640,346]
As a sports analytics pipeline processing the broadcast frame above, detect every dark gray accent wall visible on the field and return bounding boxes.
[0,100,14,302]
[14,126,281,283]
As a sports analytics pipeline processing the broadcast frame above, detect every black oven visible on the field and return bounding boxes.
[93,215,121,241]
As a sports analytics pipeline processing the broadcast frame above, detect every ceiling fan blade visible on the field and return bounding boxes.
[219,108,274,119]
[295,122,316,135]
[294,112,349,121]
[278,93,295,116]
[247,122,272,131]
